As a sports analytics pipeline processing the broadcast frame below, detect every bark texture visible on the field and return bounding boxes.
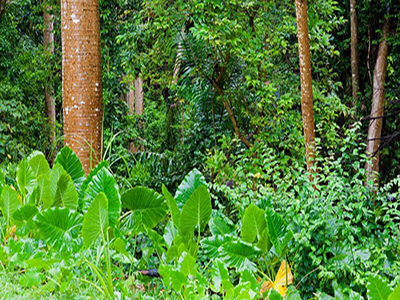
[134,77,144,115]
[365,17,390,188]
[61,0,103,174]
[350,0,360,100]
[295,0,316,172]
[43,3,56,150]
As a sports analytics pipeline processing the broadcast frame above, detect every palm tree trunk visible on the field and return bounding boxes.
[295,0,316,173]
[365,15,390,189]
[61,0,103,174]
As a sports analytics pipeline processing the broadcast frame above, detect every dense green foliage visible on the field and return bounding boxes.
[0,0,400,299]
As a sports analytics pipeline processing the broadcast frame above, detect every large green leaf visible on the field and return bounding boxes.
[53,172,78,209]
[36,174,53,208]
[13,204,38,236]
[367,274,393,300]
[201,235,234,259]
[82,192,109,248]
[179,185,211,237]
[389,282,400,300]
[162,184,180,227]
[35,207,83,251]
[241,204,267,244]
[83,168,120,227]
[16,159,35,198]
[266,208,293,257]
[0,186,21,225]
[268,289,284,300]
[28,151,50,179]
[0,171,5,196]
[211,259,230,293]
[122,186,166,229]
[209,214,235,236]
[175,168,207,209]
[220,240,260,272]
[78,161,108,208]
[54,146,85,187]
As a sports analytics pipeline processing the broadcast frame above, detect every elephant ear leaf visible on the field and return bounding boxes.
[0,186,21,226]
[122,186,167,229]
[241,204,266,244]
[162,184,180,227]
[16,159,35,199]
[53,172,78,210]
[266,208,293,257]
[34,207,83,252]
[82,192,109,248]
[28,151,50,179]
[54,146,85,187]
[179,185,211,237]
[175,168,207,209]
[389,282,400,300]
[83,168,121,227]
[367,274,393,300]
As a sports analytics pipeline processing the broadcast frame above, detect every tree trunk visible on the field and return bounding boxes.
[295,0,316,173]
[365,16,390,188]
[0,0,6,18]
[43,2,56,160]
[350,0,360,101]
[134,77,144,115]
[61,0,103,174]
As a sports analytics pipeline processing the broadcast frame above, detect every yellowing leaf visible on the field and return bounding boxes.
[260,260,293,298]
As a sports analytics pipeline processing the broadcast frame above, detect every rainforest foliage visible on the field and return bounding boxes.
[0,0,400,299]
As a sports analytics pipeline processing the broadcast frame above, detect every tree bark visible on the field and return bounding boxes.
[43,2,56,159]
[350,0,360,101]
[61,0,103,174]
[295,0,316,173]
[365,16,390,188]
[134,77,144,115]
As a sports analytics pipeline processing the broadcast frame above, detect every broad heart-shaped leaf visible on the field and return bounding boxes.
[162,184,180,227]
[53,172,78,209]
[219,240,261,272]
[28,151,50,179]
[209,211,235,236]
[0,186,21,225]
[389,282,400,300]
[54,146,85,187]
[266,208,293,257]
[83,168,120,227]
[179,185,211,237]
[78,161,108,208]
[201,235,234,259]
[367,274,393,300]
[13,204,39,236]
[175,168,207,209]
[241,204,267,244]
[36,174,52,209]
[82,192,109,248]
[122,186,166,229]
[211,259,230,293]
[16,159,35,199]
[35,207,83,252]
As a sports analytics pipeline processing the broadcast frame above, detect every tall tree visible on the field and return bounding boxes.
[365,13,391,188]
[43,2,56,159]
[61,0,103,174]
[350,0,360,101]
[295,0,316,173]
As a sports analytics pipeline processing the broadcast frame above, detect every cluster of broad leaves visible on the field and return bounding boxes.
[0,147,399,299]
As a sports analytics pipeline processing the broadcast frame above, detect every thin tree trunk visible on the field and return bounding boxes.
[43,2,56,160]
[0,0,6,18]
[350,0,360,101]
[61,0,103,174]
[134,77,144,115]
[295,0,316,173]
[365,15,390,188]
